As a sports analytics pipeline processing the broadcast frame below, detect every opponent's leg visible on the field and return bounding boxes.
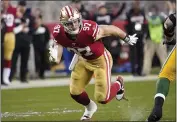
[147,46,176,122]
[3,33,15,85]
[70,59,97,120]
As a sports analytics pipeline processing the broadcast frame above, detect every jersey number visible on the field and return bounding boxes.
[83,23,91,31]
[67,47,93,56]
[53,25,60,33]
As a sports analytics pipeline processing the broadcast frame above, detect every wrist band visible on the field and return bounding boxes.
[123,35,130,42]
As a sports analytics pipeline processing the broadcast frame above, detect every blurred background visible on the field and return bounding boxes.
[1,0,176,83]
[1,1,176,121]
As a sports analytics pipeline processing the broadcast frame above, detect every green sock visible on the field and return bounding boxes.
[156,78,170,97]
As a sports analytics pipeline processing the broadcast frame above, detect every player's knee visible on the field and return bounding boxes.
[4,53,13,60]
[4,47,14,60]
[94,92,107,104]
[159,72,174,82]
[70,85,83,95]
[70,87,81,95]
[4,41,15,52]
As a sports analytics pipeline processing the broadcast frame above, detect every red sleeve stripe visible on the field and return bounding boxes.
[92,24,98,39]
[93,28,100,40]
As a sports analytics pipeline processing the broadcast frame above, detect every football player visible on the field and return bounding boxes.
[49,6,138,121]
[1,0,18,85]
[147,13,176,122]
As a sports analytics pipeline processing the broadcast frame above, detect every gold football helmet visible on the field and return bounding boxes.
[59,5,82,35]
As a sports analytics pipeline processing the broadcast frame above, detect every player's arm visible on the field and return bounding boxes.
[49,40,63,64]
[56,44,63,63]
[95,25,138,45]
[163,13,176,45]
[49,24,64,63]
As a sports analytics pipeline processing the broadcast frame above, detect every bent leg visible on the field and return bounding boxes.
[90,51,121,104]
[70,59,93,106]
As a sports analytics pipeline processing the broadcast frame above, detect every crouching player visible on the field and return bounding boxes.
[147,13,176,122]
[49,5,138,121]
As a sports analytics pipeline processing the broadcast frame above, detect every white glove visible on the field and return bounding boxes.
[124,34,138,45]
[49,44,59,63]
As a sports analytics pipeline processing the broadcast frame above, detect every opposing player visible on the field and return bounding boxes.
[1,0,17,85]
[147,13,176,121]
[49,6,138,120]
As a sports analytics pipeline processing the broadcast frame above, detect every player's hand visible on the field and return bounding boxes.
[48,44,59,63]
[124,34,138,45]
[147,106,162,122]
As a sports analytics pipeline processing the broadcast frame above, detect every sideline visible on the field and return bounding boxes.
[1,75,158,90]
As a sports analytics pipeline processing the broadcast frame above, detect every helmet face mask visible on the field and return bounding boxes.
[60,6,83,35]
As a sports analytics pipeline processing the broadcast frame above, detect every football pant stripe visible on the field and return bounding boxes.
[65,6,72,17]
[104,51,111,101]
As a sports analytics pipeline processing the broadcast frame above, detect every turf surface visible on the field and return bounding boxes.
[1,80,176,121]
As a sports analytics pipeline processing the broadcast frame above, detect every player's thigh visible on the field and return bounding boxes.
[4,32,15,60]
[94,50,112,102]
[159,46,176,82]
[70,60,93,95]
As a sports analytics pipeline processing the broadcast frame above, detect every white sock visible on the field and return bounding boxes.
[3,68,11,84]
[154,93,166,100]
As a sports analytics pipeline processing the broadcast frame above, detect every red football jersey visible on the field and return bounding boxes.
[2,5,17,32]
[52,20,105,60]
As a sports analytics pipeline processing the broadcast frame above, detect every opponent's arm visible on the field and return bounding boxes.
[163,13,176,45]
[95,25,138,45]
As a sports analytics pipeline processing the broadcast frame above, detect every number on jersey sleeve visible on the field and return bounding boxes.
[51,24,62,45]
[83,21,100,40]
[52,24,62,40]
[53,24,61,33]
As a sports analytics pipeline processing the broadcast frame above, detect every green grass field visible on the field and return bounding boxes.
[1,80,176,121]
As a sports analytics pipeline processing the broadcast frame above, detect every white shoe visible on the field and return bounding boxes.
[3,79,11,85]
[80,100,97,121]
[3,68,11,85]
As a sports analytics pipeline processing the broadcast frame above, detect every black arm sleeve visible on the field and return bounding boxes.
[163,39,176,45]
[163,13,176,45]
[163,13,176,37]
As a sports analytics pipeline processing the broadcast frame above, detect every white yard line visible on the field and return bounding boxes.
[1,75,158,90]
[1,109,83,118]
